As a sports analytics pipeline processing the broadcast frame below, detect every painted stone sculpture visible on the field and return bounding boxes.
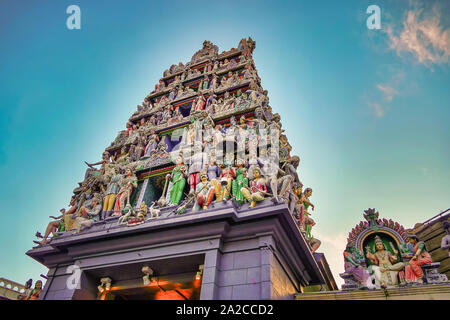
[365,235,405,288]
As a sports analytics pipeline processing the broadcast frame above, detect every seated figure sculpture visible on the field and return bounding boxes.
[192,171,215,212]
[34,208,68,245]
[73,196,102,233]
[344,244,374,289]
[241,165,267,208]
[404,232,433,284]
[365,235,406,288]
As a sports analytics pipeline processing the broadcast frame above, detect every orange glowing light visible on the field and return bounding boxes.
[195,274,201,281]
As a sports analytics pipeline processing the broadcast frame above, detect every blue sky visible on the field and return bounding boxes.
[1,0,449,288]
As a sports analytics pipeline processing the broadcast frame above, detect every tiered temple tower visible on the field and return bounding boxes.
[27,38,337,300]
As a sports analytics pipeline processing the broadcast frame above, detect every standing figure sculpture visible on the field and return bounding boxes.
[103,165,122,217]
[188,143,206,193]
[404,232,433,284]
[232,159,249,204]
[168,156,187,205]
[365,235,405,288]
[113,168,138,214]
[301,188,315,239]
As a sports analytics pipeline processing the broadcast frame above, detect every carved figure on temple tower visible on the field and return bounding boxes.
[206,94,217,114]
[188,143,206,193]
[144,130,159,156]
[33,207,68,245]
[103,165,122,217]
[344,244,373,289]
[118,203,134,225]
[200,75,209,91]
[211,74,218,91]
[169,87,177,101]
[115,145,130,164]
[404,232,433,284]
[300,188,315,239]
[193,92,206,112]
[192,171,215,212]
[136,201,148,219]
[223,91,235,111]
[241,165,267,208]
[25,280,42,300]
[232,159,249,204]
[365,235,406,288]
[113,168,138,214]
[218,163,235,200]
[73,196,101,233]
[168,156,187,205]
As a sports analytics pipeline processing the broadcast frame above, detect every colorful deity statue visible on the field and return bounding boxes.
[144,130,159,156]
[193,92,206,111]
[72,196,101,233]
[232,159,249,204]
[218,163,235,200]
[103,165,122,216]
[211,74,218,90]
[292,183,305,231]
[241,165,267,208]
[34,207,68,245]
[192,171,215,212]
[25,280,42,300]
[200,75,209,91]
[206,94,217,113]
[113,168,138,214]
[207,159,221,197]
[344,244,373,289]
[169,87,178,101]
[404,232,433,284]
[300,188,315,239]
[136,202,148,220]
[365,235,406,288]
[188,143,206,193]
[168,156,187,205]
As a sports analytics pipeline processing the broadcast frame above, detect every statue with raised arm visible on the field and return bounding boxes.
[344,244,373,289]
[34,208,68,245]
[365,235,405,288]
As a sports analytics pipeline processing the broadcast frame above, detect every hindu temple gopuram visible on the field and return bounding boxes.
[26,38,337,300]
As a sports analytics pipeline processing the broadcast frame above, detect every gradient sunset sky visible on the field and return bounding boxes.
[1,0,449,288]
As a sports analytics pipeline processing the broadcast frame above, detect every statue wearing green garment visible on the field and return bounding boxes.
[168,156,187,205]
[232,159,249,204]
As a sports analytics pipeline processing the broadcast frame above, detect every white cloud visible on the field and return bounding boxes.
[385,4,450,65]
[368,102,388,118]
[376,84,398,102]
